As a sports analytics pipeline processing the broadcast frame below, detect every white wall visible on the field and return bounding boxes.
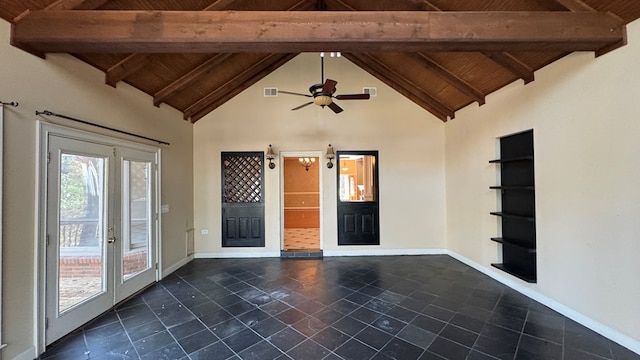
[446,20,640,347]
[0,20,194,359]
[193,53,447,257]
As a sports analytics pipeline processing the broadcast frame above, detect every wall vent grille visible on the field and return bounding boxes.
[363,87,377,97]
[263,88,278,97]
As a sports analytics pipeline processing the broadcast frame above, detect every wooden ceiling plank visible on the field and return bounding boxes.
[153,53,234,107]
[345,53,454,120]
[12,11,625,54]
[552,0,595,12]
[203,0,241,11]
[346,54,448,121]
[105,54,152,87]
[45,0,110,10]
[414,53,486,105]
[188,53,298,122]
[484,52,535,84]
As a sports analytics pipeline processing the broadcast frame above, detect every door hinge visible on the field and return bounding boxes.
[47,152,51,164]
[45,317,49,329]
[46,234,50,246]
[155,263,158,270]
[113,148,116,156]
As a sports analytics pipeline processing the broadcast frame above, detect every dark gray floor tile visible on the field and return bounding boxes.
[515,334,562,360]
[428,336,471,360]
[237,340,283,360]
[140,342,187,360]
[268,327,307,352]
[189,340,234,360]
[438,324,478,348]
[40,256,638,360]
[355,325,393,350]
[287,339,330,360]
[177,328,217,354]
[312,327,350,351]
[379,337,425,360]
[132,331,175,357]
[335,338,378,360]
[397,324,437,349]
[333,315,368,336]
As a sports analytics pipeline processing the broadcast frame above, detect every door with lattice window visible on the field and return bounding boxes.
[221,152,265,247]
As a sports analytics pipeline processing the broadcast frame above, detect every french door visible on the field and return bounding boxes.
[45,134,158,345]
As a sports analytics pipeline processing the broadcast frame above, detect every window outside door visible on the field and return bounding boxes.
[336,151,380,245]
[44,133,158,345]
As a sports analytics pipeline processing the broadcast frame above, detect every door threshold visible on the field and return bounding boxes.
[280,249,323,259]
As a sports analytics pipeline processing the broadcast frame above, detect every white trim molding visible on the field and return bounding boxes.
[447,250,640,355]
[323,248,447,257]
[195,251,281,259]
[161,255,194,278]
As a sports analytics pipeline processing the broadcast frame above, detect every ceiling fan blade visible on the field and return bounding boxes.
[327,102,343,114]
[335,93,371,100]
[322,79,338,94]
[291,102,314,111]
[279,90,312,97]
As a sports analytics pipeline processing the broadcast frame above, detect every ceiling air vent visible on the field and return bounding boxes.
[263,87,278,97]
[363,87,377,97]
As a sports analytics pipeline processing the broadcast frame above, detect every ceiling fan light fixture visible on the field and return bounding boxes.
[314,95,332,107]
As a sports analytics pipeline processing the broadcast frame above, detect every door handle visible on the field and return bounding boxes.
[108,237,117,244]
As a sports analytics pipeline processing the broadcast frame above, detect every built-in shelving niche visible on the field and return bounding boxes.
[490,130,536,283]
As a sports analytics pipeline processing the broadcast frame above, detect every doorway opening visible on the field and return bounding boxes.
[282,154,321,253]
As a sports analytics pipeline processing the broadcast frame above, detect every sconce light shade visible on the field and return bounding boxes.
[266,144,276,169]
[326,144,335,169]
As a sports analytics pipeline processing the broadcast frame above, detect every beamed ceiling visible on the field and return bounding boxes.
[3,0,640,122]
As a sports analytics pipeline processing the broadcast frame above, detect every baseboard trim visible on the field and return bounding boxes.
[195,251,281,259]
[323,248,447,257]
[447,250,640,355]
[161,255,193,278]
[9,345,37,360]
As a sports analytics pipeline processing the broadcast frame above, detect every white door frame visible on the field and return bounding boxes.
[279,151,323,251]
[36,122,162,353]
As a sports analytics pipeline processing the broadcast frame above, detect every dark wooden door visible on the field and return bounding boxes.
[221,152,265,247]
[337,151,380,245]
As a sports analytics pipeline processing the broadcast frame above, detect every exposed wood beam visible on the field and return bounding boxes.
[105,54,152,87]
[344,53,453,121]
[550,0,627,56]
[12,11,625,54]
[185,53,297,122]
[153,53,234,107]
[45,0,111,10]
[413,53,486,105]
[484,52,535,84]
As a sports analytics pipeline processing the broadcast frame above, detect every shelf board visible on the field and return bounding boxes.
[490,185,534,191]
[489,156,533,164]
[490,238,536,253]
[490,212,535,222]
[491,263,536,283]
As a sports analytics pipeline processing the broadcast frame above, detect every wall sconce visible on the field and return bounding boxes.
[266,144,276,169]
[326,144,335,169]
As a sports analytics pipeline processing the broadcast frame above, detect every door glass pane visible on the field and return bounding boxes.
[122,160,151,280]
[339,155,376,202]
[58,154,106,313]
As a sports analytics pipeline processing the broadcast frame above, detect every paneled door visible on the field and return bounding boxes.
[221,152,265,247]
[336,151,380,245]
[45,134,158,345]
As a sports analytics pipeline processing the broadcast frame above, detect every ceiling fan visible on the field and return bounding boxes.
[278,54,370,114]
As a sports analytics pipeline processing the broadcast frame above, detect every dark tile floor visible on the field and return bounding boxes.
[39,255,639,360]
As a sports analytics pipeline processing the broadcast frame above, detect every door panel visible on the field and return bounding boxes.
[221,152,265,247]
[45,134,158,345]
[337,151,380,245]
[46,136,114,344]
[115,147,157,302]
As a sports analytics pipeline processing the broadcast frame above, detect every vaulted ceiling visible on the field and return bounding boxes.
[3,0,640,122]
